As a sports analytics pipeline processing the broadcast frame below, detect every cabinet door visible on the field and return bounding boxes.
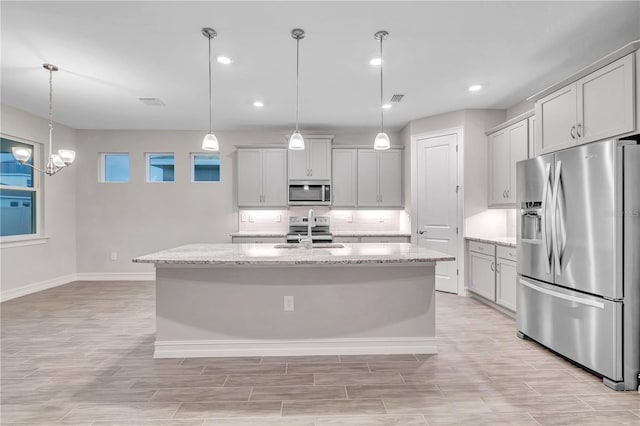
[497,259,517,311]
[378,150,403,207]
[309,139,331,179]
[507,120,529,204]
[357,150,380,206]
[528,116,536,158]
[262,149,288,207]
[332,149,357,207]
[288,148,308,180]
[237,149,263,207]
[535,84,577,155]
[488,129,508,206]
[468,250,496,301]
[577,54,635,145]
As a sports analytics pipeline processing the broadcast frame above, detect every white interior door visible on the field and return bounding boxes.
[416,133,458,293]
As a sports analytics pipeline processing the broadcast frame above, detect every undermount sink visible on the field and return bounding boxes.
[274,243,345,249]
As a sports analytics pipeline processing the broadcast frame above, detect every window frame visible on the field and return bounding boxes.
[0,134,46,246]
[190,152,221,184]
[100,152,130,183]
[145,152,175,183]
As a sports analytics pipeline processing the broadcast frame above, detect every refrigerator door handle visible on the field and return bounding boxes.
[552,160,562,276]
[541,162,552,274]
[519,279,605,309]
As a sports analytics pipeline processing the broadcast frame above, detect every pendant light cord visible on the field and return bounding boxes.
[208,34,213,134]
[295,36,300,133]
[48,67,54,155]
[379,36,384,133]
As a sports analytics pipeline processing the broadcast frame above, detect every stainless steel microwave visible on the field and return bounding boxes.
[288,180,331,206]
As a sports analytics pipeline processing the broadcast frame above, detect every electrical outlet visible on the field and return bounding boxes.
[241,213,248,222]
[276,214,281,222]
[249,215,255,223]
[347,214,353,223]
[110,251,117,261]
[378,216,385,223]
[283,296,294,311]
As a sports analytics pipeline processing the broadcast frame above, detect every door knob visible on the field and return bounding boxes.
[419,230,426,235]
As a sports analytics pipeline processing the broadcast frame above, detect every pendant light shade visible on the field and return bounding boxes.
[289,28,305,150]
[202,27,220,152]
[11,63,76,175]
[373,31,390,151]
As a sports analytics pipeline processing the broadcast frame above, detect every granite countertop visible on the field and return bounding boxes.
[230,232,287,237]
[465,236,516,248]
[133,243,454,266]
[332,231,412,237]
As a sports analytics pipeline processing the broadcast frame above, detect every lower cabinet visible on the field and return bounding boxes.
[467,240,517,312]
[231,236,285,244]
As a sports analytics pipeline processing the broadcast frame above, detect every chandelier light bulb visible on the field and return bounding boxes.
[202,133,220,151]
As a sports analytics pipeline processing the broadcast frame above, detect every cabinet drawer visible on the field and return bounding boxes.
[468,241,495,255]
[497,245,517,261]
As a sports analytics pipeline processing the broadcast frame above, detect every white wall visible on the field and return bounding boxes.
[0,105,77,299]
[74,129,400,275]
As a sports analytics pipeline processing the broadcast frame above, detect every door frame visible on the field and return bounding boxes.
[410,126,465,295]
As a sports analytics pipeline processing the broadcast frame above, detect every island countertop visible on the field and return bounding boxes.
[133,243,454,266]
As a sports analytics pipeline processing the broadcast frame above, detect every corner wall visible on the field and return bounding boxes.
[0,105,77,300]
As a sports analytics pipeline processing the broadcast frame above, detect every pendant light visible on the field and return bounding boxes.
[201,27,219,151]
[373,30,390,150]
[12,64,76,175]
[289,28,305,150]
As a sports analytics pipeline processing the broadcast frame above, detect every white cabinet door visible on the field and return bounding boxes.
[535,84,577,155]
[528,116,536,158]
[237,149,263,206]
[288,148,308,180]
[262,149,287,207]
[506,120,529,204]
[488,129,508,206]
[468,250,496,301]
[332,149,357,207]
[378,150,402,207]
[577,54,635,145]
[309,139,331,179]
[497,259,517,311]
[357,150,379,206]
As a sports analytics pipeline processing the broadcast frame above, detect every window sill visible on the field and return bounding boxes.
[0,235,50,249]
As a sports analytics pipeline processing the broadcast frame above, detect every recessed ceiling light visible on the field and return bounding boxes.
[468,84,483,92]
[382,103,392,109]
[253,101,264,108]
[370,57,382,66]
[217,56,232,65]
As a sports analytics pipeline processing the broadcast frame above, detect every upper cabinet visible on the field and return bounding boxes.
[357,149,403,207]
[488,119,529,208]
[288,137,332,180]
[237,148,288,207]
[332,149,357,207]
[535,53,635,155]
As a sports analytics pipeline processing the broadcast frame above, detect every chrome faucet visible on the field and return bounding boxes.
[298,209,315,249]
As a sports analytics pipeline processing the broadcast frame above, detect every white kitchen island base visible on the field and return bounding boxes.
[134,243,453,358]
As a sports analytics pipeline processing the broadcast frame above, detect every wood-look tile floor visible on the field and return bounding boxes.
[1,281,638,425]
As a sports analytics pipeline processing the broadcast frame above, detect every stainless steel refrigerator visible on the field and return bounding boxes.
[516,138,640,390]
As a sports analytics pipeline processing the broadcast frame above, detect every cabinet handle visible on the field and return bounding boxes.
[503,190,506,198]
[496,263,501,273]
[310,168,313,176]
[418,230,425,235]
[570,126,576,139]
[490,262,495,272]
[507,190,510,198]
[576,123,582,138]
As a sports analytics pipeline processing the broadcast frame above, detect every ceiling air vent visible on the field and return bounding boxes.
[138,97,165,106]
[390,94,404,103]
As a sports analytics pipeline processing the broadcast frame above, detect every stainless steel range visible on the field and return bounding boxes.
[286,215,332,243]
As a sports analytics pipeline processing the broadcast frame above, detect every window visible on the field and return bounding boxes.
[0,137,38,237]
[191,153,220,182]
[101,153,129,182]
[146,153,174,182]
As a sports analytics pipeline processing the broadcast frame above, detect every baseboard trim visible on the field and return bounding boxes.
[154,337,438,358]
[75,272,156,281]
[1,273,76,302]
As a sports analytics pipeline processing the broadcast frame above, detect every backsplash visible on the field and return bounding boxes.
[238,208,410,234]
[465,209,516,239]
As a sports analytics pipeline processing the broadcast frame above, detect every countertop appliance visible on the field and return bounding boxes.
[288,180,331,206]
[516,138,640,390]
[286,215,332,243]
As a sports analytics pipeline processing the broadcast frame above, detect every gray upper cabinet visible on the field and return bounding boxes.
[535,53,635,155]
[357,149,402,207]
[237,148,287,207]
[332,149,357,207]
[488,119,528,208]
[288,138,332,180]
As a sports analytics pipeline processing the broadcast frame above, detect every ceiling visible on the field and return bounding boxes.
[2,1,639,133]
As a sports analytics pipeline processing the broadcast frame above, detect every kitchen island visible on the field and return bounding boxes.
[133,243,454,358]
